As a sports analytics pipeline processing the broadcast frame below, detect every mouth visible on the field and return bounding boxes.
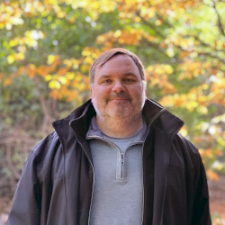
[109,98,129,101]
[106,93,131,103]
[107,98,131,104]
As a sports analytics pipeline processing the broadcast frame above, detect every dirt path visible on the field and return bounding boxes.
[0,197,10,225]
[209,175,225,224]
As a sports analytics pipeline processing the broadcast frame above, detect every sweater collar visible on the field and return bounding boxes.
[86,115,148,142]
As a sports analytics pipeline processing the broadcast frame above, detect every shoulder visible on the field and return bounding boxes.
[23,131,63,180]
[173,133,198,154]
[32,131,60,156]
[171,133,203,170]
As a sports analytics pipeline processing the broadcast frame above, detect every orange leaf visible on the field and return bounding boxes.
[207,169,219,181]
[3,78,12,86]
[57,67,68,75]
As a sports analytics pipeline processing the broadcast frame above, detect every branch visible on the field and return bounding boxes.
[136,11,166,39]
[145,1,174,29]
[6,144,21,180]
[170,40,225,64]
[189,35,225,53]
[212,0,225,37]
[33,76,52,128]
[141,38,169,58]
[198,51,225,64]
[190,35,212,48]
[155,12,173,28]
[0,136,34,145]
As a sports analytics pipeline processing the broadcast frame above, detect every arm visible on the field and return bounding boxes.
[176,134,211,225]
[7,151,41,225]
[192,152,211,225]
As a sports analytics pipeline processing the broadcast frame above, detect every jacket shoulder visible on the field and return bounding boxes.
[171,133,203,169]
[31,131,60,156]
[23,131,63,181]
[175,133,198,154]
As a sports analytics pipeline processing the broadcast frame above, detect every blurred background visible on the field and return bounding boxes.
[0,0,225,224]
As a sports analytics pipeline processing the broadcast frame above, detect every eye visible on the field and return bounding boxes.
[124,78,135,83]
[102,79,112,84]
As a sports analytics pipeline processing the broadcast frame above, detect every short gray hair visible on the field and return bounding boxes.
[89,48,146,84]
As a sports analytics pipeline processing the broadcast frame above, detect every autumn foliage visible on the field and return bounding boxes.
[0,0,225,189]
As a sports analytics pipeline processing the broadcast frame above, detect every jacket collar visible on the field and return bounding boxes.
[53,98,184,147]
[52,100,95,149]
[143,99,184,135]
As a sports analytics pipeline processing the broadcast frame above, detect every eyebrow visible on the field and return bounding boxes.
[99,73,138,78]
[123,72,138,76]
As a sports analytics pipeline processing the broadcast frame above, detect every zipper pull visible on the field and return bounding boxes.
[121,153,124,163]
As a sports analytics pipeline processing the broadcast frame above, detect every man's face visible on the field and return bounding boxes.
[91,54,146,120]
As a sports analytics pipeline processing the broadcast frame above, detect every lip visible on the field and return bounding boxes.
[109,98,130,101]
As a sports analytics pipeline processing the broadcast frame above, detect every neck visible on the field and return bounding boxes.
[96,113,143,138]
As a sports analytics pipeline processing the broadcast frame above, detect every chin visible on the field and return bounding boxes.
[108,112,128,118]
[106,107,133,118]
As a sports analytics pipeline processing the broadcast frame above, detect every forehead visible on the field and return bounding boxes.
[95,54,140,77]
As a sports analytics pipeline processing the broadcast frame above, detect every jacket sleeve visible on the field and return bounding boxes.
[7,150,41,225]
[191,149,211,225]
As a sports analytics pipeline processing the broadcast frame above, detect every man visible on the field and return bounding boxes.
[8,48,211,225]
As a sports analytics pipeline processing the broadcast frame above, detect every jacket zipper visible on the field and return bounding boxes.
[77,140,95,225]
[69,123,95,225]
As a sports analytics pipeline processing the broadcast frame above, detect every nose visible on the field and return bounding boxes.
[112,81,125,93]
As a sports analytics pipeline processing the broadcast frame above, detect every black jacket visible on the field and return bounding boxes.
[8,99,211,225]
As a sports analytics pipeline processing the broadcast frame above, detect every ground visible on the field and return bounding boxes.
[209,175,225,224]
[0,177,224,225]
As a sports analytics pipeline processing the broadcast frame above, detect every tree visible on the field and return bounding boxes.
[0,0,224,195]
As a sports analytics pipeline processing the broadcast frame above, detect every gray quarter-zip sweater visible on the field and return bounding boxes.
[86,117,147,225]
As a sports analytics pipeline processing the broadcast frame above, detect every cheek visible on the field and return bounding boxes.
[95,87,111,97]
[130,86,145,97]
[92,87,110,105]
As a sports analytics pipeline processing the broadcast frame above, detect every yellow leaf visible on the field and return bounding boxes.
[180,126,188,137]
[82,49,92,56]
[44,0,58,4]
[9,38,19,47]
[57,11,66,18]
[155,67,165,74]
[166,48,174,57]
[45,75,52,81]
[63,59,73,67]
[197,106,208,115]
[49,80,61,89]
[15,53,24,60]
[84,56,93,65]
[66,72,75,79]
[47,55,56,65]
[164,65,174,74]
[114,30,122,38]
[96,35,105,43]
[7,55,14,64]
[58,76,67,85]
[80,65,88,73]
